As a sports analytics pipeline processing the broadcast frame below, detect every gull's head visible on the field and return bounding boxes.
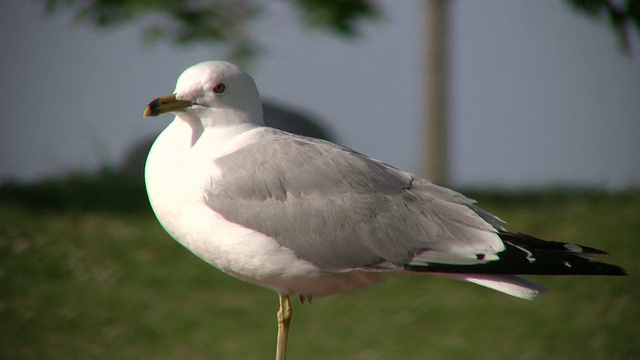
[144,61,263,126]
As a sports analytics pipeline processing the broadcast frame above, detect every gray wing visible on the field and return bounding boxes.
[207,128,505,271]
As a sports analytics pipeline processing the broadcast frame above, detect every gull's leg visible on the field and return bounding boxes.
[276,294,292,360]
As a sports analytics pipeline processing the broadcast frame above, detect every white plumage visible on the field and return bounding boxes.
[143,60,625,360]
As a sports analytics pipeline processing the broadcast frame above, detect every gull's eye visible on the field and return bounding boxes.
[213,83,226,94]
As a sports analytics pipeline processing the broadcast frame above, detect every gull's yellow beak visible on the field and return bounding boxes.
[143,94,193,117]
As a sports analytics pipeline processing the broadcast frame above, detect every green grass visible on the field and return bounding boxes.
[1,178,638,359]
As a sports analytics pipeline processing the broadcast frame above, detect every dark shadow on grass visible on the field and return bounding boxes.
[1,170,638,215]
[0,169,150,214]
[461,187,639,208]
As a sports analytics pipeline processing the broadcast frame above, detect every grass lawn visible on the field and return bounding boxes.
[1,179,638,359]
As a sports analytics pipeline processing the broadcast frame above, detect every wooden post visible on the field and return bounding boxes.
[423,0,450,185]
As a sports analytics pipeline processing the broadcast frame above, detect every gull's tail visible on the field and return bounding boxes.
[406,232,627,300]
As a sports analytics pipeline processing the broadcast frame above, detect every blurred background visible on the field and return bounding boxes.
[1,1,639,359]
[1,0,639,188]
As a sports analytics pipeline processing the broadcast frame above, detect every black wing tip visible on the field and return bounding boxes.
[589,263,628,276]
[500,231,614,257]
[403,231,628,276]
[575,244,610,257]
[404,261,628,276]
[497,231,627,276]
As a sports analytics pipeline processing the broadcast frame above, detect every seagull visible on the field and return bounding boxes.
[143,61,626,360]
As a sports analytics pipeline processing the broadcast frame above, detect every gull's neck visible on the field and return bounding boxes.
[176,107,263,146]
